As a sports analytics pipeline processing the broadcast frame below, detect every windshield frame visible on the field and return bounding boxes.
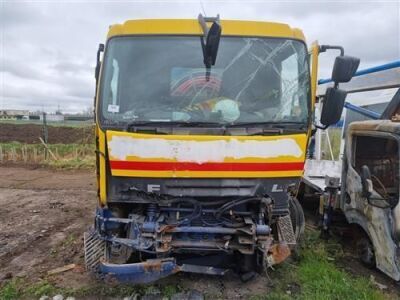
[97,34,311,133]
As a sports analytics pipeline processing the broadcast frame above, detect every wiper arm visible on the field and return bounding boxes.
[125,121,223,131]
[227,121,306,128]
[246,128,284,135]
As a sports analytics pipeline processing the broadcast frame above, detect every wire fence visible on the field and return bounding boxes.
[0,143,95,167]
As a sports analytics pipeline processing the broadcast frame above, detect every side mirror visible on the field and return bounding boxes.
[331,55,360,83]
[317,46,360,128]
[361,165,373,198]
[320,87,347,126]
[95,43,105,82]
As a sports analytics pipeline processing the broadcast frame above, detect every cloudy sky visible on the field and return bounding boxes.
[1,0,399,113]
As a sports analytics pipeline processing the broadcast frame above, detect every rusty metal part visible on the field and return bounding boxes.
[153,223,264,255]
[99,257,228,283]
[100,258,179,283]
[266,243,291,266]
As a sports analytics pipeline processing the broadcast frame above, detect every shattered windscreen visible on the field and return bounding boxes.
[100,36,310,126]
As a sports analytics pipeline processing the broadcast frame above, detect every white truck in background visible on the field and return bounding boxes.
[301,61,400,281]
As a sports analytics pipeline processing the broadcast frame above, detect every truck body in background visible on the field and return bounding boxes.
[302,61,400,281]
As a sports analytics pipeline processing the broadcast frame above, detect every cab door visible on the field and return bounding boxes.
[343,131,400,280]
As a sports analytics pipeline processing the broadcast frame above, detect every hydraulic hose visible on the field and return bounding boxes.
[214,197,261,220]
[161,198,202,226]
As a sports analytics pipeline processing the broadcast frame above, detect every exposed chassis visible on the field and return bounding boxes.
[84,205,295,283]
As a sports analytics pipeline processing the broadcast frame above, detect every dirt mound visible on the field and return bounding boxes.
[0,123,94,144]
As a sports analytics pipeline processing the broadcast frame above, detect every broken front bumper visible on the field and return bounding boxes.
[99,258,228,284]
[84,207,292,283]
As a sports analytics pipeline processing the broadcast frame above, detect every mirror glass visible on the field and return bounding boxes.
[320,87,347,126]
[331,55,360,83]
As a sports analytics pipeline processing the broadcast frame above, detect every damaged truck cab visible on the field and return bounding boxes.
[342,109,400,281]
[85,16,358,283]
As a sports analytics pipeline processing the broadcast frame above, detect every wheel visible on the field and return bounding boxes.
[289,197,305,242]
[288,197,305,259]
[356,236,375,268]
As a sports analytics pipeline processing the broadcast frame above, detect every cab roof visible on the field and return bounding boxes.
[349,120,400,135]
[107,19,306,42]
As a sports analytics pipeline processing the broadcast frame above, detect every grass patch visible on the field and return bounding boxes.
[0,279,149,299]
[297,232,385,300]
[0,280,22,300]
[0,142,95,169]
[0,279,182,300]
[44,156,95,169]
[0,119,94,128]
[161,284,181,298]
[24,280,59,298]
[251,230,388,300]
[49,233,79,257]
[321,128,342,160]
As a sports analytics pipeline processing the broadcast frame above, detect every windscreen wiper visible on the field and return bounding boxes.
[226,122,306,135]
[198,14,221,80]
[226,121,307,131]
[125,121,223,131]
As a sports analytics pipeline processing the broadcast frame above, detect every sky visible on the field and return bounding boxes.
[0,0,399,114]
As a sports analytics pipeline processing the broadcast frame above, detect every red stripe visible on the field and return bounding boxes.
[110,161,304,172]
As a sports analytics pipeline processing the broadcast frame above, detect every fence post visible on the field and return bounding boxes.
[39,137,57,161]
[22,145,27,162]
[42,112,48,160]
[11,147,17,162]
[33,147,37,162]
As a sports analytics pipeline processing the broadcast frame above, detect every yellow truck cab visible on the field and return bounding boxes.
[85,16,359,283]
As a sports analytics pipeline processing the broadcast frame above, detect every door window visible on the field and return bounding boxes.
[353,135,399,199]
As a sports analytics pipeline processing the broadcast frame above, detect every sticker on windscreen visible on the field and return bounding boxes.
[108,104,120,113]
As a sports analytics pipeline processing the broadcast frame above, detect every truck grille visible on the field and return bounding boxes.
[164,179,258,197]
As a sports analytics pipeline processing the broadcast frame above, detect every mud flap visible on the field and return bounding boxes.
[262,215,294,269]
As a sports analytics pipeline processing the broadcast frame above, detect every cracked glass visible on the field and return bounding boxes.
[100,36,310,126]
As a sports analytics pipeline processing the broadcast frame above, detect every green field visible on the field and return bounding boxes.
[0,142,95,169]
[0,119,94,128]
[321,128,342,160]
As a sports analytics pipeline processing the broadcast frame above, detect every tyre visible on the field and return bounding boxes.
[288,197,305,259]
[289,196,305,242]
[356,236,375,268]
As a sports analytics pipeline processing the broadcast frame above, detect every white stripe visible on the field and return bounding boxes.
[108,136,303,163]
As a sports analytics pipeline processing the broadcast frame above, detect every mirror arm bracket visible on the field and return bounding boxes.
[198,14,209,37]
[95,43,105,83]
[198,14,220,37]
[319,45,344,56]
[315,124,328,130]
[319,45,345,88]
[97,43,104,65]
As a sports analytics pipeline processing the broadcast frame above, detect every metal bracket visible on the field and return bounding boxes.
[319,45,344,56]
[198,13,220,36]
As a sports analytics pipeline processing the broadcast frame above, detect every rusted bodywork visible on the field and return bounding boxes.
[341,120,400,280]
